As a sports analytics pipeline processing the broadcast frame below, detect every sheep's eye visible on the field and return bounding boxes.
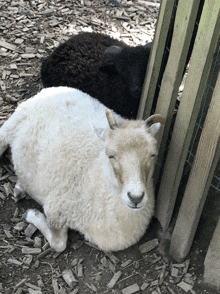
[108,155,116,160]
[151,154,156,158]
[106,150,116,159]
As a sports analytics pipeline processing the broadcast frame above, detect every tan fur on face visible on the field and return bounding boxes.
[105,120,157,187]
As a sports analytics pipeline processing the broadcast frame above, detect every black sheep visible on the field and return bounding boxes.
[41,32,152,119]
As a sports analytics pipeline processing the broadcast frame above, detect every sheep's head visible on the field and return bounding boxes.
[101,43,152,98]
[103,109,165,209]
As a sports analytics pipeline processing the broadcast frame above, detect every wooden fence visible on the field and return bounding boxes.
[138,0,220,288]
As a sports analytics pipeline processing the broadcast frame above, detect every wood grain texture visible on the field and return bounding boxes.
[169,65,220,261]
[204,215,220,289]
[156,0,220,232]
[153,0,201,185]
[137,0,176,120]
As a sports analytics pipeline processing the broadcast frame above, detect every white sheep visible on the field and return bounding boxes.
[0,87,165,252]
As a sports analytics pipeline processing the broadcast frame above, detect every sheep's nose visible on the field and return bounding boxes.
[127,192,145,206]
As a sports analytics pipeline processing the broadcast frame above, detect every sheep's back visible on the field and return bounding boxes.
[41,32,126,89]
[41,33,141,118]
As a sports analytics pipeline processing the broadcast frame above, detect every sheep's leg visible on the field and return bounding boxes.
[26,209,68,252]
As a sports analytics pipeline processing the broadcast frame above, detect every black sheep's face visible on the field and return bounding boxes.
[101,43,152,99]
[115,45,152,98]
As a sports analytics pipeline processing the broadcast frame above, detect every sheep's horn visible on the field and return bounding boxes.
[145,114,166,127]
[104,45,122,55]
[106,109,118,130]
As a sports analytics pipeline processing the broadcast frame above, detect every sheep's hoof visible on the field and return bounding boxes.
[25,209,67,253]
[26,209,45,223]
[52,241,67,253]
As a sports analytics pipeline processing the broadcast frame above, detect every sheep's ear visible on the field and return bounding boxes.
[99,45,123,74]
[145,114,166,137]
[147,123,161,137]
[89,123,107,141]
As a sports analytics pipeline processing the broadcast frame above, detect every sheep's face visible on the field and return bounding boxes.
[102,43,152,99]
[105,121,159,210]
[116,45,152,98]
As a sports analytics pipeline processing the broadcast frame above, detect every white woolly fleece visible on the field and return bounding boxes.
[0,86,156,252]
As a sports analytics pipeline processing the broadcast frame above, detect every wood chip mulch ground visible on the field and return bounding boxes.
[0,0,218,293]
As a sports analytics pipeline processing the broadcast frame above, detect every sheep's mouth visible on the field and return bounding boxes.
[127,204,143,210]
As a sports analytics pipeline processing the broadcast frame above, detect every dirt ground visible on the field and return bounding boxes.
[0,0,219,293]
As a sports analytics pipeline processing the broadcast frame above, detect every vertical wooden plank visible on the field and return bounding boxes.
[137,0,176,120]
[153,0,201,182]
[156,0,220,230]
[204,216,220,289]
[169,68,220,261]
